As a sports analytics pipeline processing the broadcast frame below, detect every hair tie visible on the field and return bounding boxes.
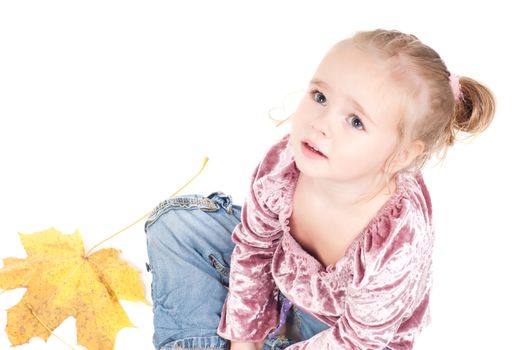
[449,73,462,102]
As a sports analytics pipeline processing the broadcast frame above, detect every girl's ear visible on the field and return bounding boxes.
[389,140,425,174]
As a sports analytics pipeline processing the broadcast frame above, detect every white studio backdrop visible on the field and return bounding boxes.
[0,1,525,349]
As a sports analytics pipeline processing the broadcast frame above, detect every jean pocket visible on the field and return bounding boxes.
[208,254,230,287]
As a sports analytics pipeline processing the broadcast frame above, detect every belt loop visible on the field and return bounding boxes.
[207,191,233,214]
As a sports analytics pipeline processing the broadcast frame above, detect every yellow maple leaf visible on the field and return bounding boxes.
[0,227,147,350]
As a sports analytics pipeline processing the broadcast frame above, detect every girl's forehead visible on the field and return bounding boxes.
[320,43,386,75]
[315,46,387,89]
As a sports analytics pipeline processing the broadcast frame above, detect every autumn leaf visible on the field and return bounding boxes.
[0,227,147,350]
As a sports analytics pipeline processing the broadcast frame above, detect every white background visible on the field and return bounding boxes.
[0,1,525,349]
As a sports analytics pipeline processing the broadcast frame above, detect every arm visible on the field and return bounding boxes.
[217,136,291,342]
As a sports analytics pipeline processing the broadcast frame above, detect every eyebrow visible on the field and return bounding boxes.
[310,78,376,126]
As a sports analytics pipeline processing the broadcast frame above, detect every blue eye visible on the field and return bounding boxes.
[346,114,364,130]
[311,90,326,105]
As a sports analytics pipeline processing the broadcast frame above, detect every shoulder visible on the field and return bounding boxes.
[252,133,294,181]
[251,134,298,214]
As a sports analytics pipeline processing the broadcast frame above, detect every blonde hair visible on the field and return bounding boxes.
[337,29,496,174]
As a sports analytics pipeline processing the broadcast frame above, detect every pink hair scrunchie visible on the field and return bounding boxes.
[449,73,462,102]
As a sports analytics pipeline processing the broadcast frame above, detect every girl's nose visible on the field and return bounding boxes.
[310,112,332,137]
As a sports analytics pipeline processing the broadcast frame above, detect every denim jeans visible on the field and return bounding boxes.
[144,191,331,350]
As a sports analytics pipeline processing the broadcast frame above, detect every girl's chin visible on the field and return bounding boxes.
[293,158,328,177]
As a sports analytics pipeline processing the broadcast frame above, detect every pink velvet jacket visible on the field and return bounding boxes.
[217,134,434,349]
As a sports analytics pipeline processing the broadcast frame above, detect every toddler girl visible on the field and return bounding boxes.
[145,28,495,350]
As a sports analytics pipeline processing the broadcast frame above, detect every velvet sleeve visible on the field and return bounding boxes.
[217,138,290,341]
[286,212,433,350]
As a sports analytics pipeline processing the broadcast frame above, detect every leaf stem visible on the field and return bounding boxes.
[85,157,209,256]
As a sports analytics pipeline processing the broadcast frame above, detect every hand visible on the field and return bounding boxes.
[230,340,265,350]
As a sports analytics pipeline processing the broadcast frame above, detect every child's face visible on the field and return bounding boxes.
[290,43,410,186]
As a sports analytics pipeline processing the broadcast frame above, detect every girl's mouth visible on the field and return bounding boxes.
[301,141,327,159]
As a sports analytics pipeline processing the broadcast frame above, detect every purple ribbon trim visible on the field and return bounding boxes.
[268,297,292,338]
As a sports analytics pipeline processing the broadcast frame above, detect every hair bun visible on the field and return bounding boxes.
[448,76,496,145]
